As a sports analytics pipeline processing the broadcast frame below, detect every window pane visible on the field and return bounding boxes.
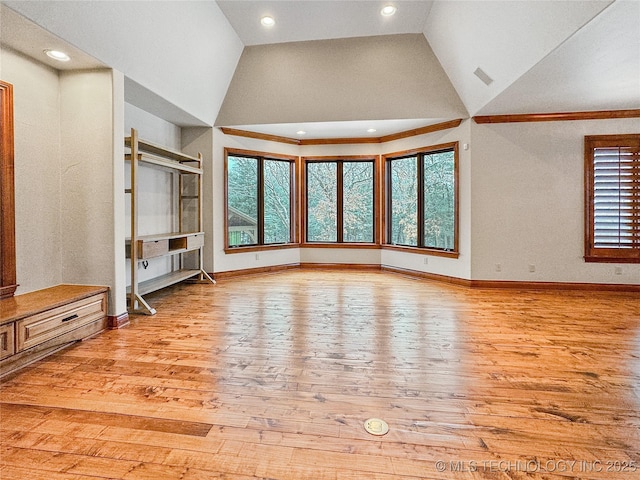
[343,161,374,242]
[264,160,291,244]
[423,150,455,250]
[390,157,418,246]
[593,147,636,248]
[227,156,258,246]
[307,162,337,242]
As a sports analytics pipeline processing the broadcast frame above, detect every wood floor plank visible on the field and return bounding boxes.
[2,270,639,479]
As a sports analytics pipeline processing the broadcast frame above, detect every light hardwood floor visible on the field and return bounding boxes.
[1,270,639,479]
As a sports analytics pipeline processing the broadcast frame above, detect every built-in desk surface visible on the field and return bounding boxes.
[0,285,108,326]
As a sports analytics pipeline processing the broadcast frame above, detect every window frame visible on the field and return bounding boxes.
[301,155,379,247]
[584,134,640,263]
[383,142,459,258]
[224,148,298,253]
[1,80,17,298]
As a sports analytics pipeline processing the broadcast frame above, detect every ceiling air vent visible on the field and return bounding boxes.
[474,67,493,86]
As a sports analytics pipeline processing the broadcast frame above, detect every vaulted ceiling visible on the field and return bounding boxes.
[2,1,639,138]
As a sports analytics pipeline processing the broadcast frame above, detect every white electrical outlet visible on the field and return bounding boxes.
[255,253,260,261]
[614,266,622,275]
[495,263,502,272]
[528,264,536,273]
[423,257,428,265]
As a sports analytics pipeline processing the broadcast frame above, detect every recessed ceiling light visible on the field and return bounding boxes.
[296,130,306,135]
[44,49,70,62]
[261,16,275,27]
[367,128,377,133]
[381,5,397,16]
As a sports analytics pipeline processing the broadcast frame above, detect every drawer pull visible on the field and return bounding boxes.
[62,314,79,323]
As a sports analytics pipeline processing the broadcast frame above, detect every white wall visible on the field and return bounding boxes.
[124,103,183,285]
[125,103,181,149]
[380,120,473,280]
[111,70,126,316]
[214,116,640,287]
[471,117,640,284]
[212,129,301,273]
[214,122,473,278]
[1,48,62,293]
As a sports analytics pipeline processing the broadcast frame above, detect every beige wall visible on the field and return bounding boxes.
[470,117,640,284]
[2,48,63,293]
[2,47,126,313]
[182,127,215,273]
[214,116,640,286]
[2,44,637,298]
[60,70,115,282]
[216,34,467,127]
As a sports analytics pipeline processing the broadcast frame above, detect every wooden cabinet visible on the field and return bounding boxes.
[125,128,214,315]
[0,323,14,359]
[0,285,108,379]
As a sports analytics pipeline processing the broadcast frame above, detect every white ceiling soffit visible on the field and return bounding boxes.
[124,77,209,128]
[230,118,447,140]
[4,0,244,127]
[216,0,434,46]
[423,0,614,116]
[479,0,640,115]
[0,5,105,71]
[216,34,467,127]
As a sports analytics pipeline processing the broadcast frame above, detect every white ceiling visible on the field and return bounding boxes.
[230,118,447,140]
[0,5,105,71]
[1,1,638,139]
[215,0,639,138]
[3,0,244,127]
[216,0,434,46]
[424,0,618,116]
[478,0,640,115]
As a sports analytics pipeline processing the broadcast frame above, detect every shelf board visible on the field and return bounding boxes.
[125,244,203,259]
[125,152,202,175]
[125,232,204,259]
[125,136,200,164]
[127,231,204,243]
[127,269,201,296]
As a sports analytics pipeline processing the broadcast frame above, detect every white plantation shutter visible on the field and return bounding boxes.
[585,135,640,262]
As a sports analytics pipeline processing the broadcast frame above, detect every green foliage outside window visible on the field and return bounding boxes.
[227,154,292,247]
[423,151,455,250]
[306,160,374,243]
[307,162,337,242]
[388,148,455,251]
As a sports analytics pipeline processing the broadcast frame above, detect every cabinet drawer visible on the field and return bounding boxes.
[0,323,15,360]
[138,239,169,259]
[16,293,107,352]
[187,233,204,249]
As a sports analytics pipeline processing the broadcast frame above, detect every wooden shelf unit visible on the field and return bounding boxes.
[125,128,214,315]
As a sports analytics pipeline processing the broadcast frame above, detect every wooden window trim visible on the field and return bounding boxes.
[301,156,379,246]
[224,148,298,253]
[1,80,17,299]
[382,142,459,256]
[584,134,640,263]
